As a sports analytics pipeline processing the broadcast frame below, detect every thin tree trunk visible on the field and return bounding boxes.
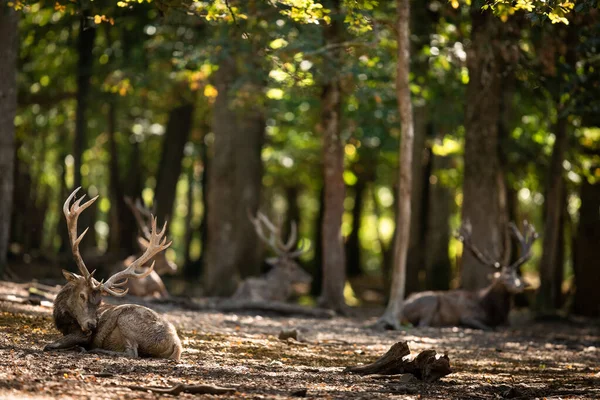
[537,116,569,314]
[460,6,505,290]
[310,186,325,297]
[0,4,18,275]
[154,103,194,223]
[376,0,413,329]
[405,105,428,295]
[345,179,365,278]
[284,185,301,242]
[424,151,452,291]
[73,11,96,191]
[183,164,196,268]
[573,178,600,317]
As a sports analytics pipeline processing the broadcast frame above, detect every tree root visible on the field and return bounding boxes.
[128,383,236,396]
[345,341,452,382]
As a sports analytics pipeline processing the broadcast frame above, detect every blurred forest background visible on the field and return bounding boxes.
[0,0,599,318]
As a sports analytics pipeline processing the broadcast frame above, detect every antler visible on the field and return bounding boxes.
[63,187,100,286]
[124,196,152,240]
[101,216,172,297]
[507,220,538,270]
[249,211,311,259]
[456,219,501,269]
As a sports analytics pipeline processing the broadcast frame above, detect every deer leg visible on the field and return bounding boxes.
[44,331,92,352]
[459,317,492,331]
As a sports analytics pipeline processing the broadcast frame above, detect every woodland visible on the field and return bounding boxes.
[0,0,599,399]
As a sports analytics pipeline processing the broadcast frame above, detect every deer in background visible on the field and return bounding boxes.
[44,188,182,360]
[110,197,178,298]
[402,220,538,330]
[232,212,312,302]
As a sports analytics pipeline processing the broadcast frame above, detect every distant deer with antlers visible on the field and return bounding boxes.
[109,197,178,298]
[402,220,538,330]
[44,188,182,360]
[232,212,312,302]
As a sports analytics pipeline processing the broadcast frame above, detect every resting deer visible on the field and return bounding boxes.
[232,212,312,302]
[402,220,538,330]
[44,188,182,360]
[111,197,177,298]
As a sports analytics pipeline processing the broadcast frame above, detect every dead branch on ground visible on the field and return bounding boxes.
[128,383,236,396]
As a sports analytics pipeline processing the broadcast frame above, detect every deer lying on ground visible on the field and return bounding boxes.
[402,220,538,330]
[232,212,312,302]
[110,197,178,298]
[43,188,182,360]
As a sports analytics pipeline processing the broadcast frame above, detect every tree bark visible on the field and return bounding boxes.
[405,105,428,295]
[154,103,194,223]
[318,0,347,313]
[424,152,452,291]
[0,3,18,275]
[204,56,264,296]
[376,0,413,329]
[537,116,569,314]
[573,178,600,317]
[73,11,96,191]
[310,186,325,297]
[460,7,505,290]
[345,179,365,278]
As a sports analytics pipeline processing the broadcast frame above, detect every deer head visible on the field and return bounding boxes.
[249,211,312,287]
[457,220,538,294]
[124,196,177,275]
[60,188,171,332]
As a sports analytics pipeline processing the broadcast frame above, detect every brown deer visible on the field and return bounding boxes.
[232,212,312,302]
[402,220,538,330]
[111,197,177,298]
[43,188,182,360]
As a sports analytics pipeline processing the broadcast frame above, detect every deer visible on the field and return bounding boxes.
[109,197,178,298]
[231,212,312,302]
[43,187,182,360]
[401,220,538,331]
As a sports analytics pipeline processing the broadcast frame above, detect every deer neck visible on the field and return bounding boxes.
[476,279,511,327]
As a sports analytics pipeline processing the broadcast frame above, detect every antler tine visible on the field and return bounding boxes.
[63,187,99,280]
[288,238,311,259]
[456,220,500,268]
[249,211,284,256]
[508,220,538,270]
[102,216,172,297]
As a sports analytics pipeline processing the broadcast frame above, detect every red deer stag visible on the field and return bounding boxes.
[402,220,538,330]
[232,212,312,302]
[110,197,178,298]
[44,188,182,360]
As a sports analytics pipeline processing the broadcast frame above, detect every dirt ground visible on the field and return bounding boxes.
[0,281,598,400]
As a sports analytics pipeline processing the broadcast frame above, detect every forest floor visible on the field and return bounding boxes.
[0,280,598,400]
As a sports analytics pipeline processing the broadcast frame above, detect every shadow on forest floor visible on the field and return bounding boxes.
[0,280,598,399]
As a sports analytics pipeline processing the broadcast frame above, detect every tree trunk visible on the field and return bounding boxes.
[183,164,196,268]
[345,179,365,278]
[425,151,452,291]
[573,178,600,317]
[154,103,194,223]
[284,185,301,242]
[73,11,96,191]
[204,56,264,296]
[537,116,569,314]
[310,186,325,297]
[0,4,18,275]
[405,105,428,295]
[460,7,505,290]
[376,0,413,329]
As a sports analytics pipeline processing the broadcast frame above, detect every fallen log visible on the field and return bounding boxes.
[344,341,452,382]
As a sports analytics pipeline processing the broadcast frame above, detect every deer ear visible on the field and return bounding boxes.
[137,237,150,250]
[62,270,80,282]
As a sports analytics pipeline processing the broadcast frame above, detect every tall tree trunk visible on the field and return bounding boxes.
[0,3,18,275]
[345,179,365,278]
[73,11,96,191]
[310,186,325,297]
[204,55,264,295]
[154,103,194,223]
[537,116,569,314]
[405,105,428,295]
[183,164,196,268]
[460,7,505,290]
[424,151,452,291]
[376,0,413,329]
[573,178,600,317]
